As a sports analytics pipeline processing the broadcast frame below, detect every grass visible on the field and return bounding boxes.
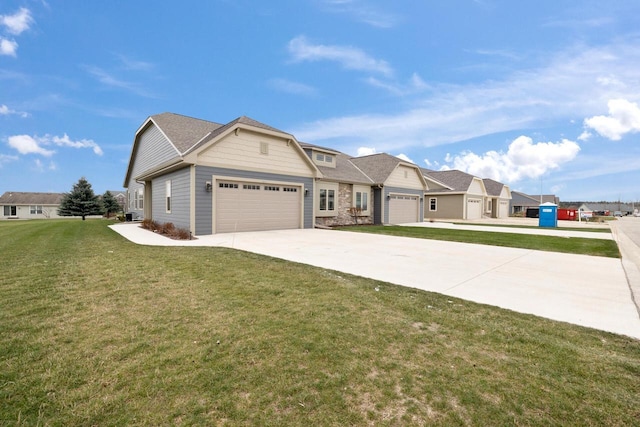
[1,220,638,426]
[340,225,621,258]
[451,222,613,233]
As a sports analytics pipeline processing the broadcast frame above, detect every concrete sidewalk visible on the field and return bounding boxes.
[109,223,640,340]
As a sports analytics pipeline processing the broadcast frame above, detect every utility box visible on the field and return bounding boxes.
[538,202,557,227]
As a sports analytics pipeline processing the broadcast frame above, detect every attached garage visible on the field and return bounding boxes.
[467,198,482,219]
[215,180,302,233]
[389,194,420,224]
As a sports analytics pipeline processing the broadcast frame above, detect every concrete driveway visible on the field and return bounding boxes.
[110,223,640,340]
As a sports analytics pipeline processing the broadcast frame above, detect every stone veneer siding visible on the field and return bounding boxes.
[315,183,374,227]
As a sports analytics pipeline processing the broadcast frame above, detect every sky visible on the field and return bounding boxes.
[1,0,640,202]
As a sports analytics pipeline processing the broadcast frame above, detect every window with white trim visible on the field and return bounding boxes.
[313,151,336,168]
[30,205,43,215]
[353,185,371,215]
[429,198,437,211]
[134,188,144,210]
[316,182,338,216]
[165,180,172,213]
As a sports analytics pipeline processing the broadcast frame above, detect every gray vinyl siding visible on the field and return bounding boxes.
[126,124,180,216]
[383,186,424,224]
[152,168,191,230]
[195,166,314,235]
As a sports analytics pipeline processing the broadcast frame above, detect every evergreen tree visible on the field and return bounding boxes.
[58,177,104,220]
[102,191,121,218]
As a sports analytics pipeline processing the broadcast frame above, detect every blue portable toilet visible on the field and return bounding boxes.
[538,202,557,227]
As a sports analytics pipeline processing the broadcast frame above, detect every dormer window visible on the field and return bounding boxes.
[313,151,336,168]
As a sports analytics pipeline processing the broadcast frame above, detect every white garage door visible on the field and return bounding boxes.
[467,198,482,219]
[216,180,302,233]
[389,195,420,224]
[498,200,509,218]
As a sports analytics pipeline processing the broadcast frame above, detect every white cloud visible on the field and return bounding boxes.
[0,8,33,35]
[356,146,377,156]
[365,72,430,96]
[268,78,317,96]
[33,158,57,172]
[51,134,103,155]
[0,153,18,166]
[577,130,592,141]
[0,37,18,56]
[6,133,103,156]
[292,39,640,151]
[288,35,393,76]
[0,104,28,117]
[84,65,156,98]
[319,0,398,28]
[7,135,55,156]
[443,136,581,183]
[395,153,414,163]
[583,98,640,140]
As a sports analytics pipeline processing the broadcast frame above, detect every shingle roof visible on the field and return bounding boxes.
[482,178,504,197]
[316,152,374,184]
[186,115,290,154]
[350,153,407,184]
[422,169,475,192]
[150,112,223,154]
[0,191,64,205]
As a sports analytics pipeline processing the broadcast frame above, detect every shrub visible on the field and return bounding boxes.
[141,218,155,230]
[171,228,191,240]
[159,222,175,235]
[140,219,192,240]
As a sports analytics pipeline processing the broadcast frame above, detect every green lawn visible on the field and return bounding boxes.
[1,220,638,426]
[340,225,620,258]
[452,222,613,233]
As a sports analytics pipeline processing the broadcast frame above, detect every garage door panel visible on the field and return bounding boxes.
[467,198,482,219]
[389,195,419,224]
[216,181,301,233]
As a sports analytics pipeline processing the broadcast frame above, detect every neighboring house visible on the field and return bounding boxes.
[577,202,634,216]
[421,169,488,220]
[349,153,428,225]
[124,112,427,235]
[510,192,559,215]
[0,192,65,219]
[482,178,512,219]
[107,190,127,213]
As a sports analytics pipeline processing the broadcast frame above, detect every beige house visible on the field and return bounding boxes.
[482,178,512,219]
[0,192,65,219]
[421,170,511,220]
[123,112,427,235]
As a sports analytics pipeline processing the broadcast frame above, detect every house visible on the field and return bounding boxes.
[421,169,488,220]
[123,112,427,235]
[0,192,65,219]
[107,190,127,213]
[510,192,559,215]
[349,153,427,225]
[300,143,374,227]
[482,178,512,219]
[576,202,634,216]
